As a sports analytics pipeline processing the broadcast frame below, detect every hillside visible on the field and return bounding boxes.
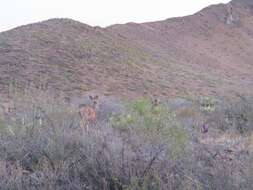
[0,0,253,99]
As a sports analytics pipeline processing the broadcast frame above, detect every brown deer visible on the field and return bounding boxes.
[78,95,100,132]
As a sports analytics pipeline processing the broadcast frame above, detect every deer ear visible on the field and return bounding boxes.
[89,95,93,100]
[94,95,99,100]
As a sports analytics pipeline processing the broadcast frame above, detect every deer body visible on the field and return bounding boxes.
[79,95,99,132]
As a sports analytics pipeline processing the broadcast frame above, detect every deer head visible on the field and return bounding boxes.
[89,95,100,109]
[78,95,100,121]
[151,97,160,108]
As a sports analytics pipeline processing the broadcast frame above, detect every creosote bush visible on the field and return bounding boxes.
[110,98,189,159]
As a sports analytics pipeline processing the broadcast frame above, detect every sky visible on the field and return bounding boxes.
[1,0,231,32]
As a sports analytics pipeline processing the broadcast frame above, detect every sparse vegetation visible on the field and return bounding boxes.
[209,96,253,134]
[1,1,253,189]
[0,92,253,189]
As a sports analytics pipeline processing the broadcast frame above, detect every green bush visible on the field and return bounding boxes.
[111,98,189,159]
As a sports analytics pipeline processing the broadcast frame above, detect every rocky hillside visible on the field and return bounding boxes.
[0,0,253,99]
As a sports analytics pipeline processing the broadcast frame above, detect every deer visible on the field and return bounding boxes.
[0,100,16,129]
[151,97,161,114]
[78,95,100,133]
[0,101,14,115]
[152,98,160,108]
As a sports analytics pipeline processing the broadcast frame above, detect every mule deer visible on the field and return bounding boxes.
[78,95,100,132]
[152,98,160,108]
[151,97,161,114]
[0,101,14,115]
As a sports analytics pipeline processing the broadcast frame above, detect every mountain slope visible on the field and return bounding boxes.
[0,0,253,99]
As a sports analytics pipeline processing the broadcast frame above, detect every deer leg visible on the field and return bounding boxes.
[39,118,42,126]
[21,117,25,125]
[86,122,89,133]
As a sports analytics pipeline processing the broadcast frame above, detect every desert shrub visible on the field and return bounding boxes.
[188,144,248,190]
[129,98,151,116]
[110,98,189,160]
[0,95,194,190]
[0,115,6,133]
[199,96,216,113]
[209,96,253,134]
[0,93,252,189]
